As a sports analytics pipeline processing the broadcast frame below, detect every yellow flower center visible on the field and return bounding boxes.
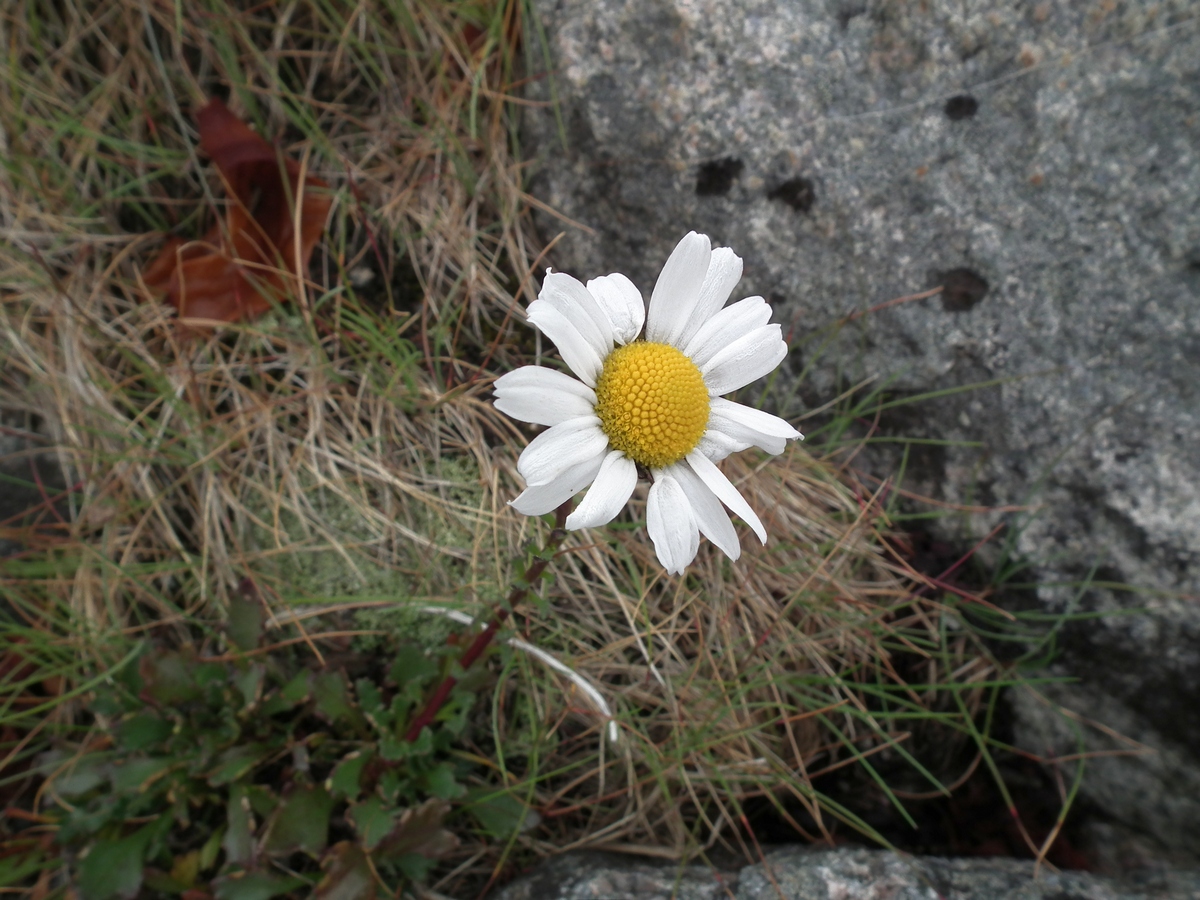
[594,341,710,469]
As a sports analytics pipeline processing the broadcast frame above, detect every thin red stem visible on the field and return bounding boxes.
[402,502,571,743]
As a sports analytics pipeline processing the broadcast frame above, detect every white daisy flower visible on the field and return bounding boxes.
[494,231,803,575]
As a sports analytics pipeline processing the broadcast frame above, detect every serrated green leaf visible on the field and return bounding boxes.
[389,644,438,696]
[355,678,388,729]
[347,797,393,851]
[263,785,333,857]
[313,671,354,724]
[420,762,464,800]
[327,749,372,801]
[378,732,406,762]
[261,670,311,716]
[393,852,436,883]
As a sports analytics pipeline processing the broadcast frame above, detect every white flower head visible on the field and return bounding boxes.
[494,232,803,575]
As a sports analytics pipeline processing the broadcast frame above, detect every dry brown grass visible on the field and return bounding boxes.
[0,0,1011,890]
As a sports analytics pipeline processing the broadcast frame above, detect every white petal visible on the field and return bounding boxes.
[494,366,597,427]
[669,461,740,561]
[646,472,699,575]
[539,271,614,357]
[526,301,604,387]
[645,232,711,345]
[705,397,803,456]
[517,417,609,486]
[586,273,645,345]
[700,324,788,397]
[565,451,638,529]
[675,247,743,349]
[684,450,767,544]
[683,296,773,370]
[511,452,605,516]
[697,430,746,462]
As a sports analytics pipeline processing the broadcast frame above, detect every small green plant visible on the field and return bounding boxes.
[39,590,500,899]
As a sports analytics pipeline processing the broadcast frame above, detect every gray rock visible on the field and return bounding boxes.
[492,847,1200,899]
[522,0,1200,858]
[489,851,736,900]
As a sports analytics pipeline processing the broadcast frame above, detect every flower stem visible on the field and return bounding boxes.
[402,501,572,743]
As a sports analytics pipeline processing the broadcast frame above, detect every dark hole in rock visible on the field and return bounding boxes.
[767,177,816,213]
[836,3,867,29]
[941,269,989,311]
[944,94,979,120]
[695,157,744,196]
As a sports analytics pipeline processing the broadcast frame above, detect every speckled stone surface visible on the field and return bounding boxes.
[522,0,1200,858]
[491,847,1200,899]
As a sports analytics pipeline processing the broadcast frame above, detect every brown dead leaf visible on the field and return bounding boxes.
[373,798,459,862]
[142,98,332,323]
[315,842,377,900]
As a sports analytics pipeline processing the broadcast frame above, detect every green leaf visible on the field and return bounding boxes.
[213,870,308,900]
[466,788,535,840]
[377,770,402,806]
[393,852,436,883]
[389,644,438,696]
[208,743,270,787]
[77,823,157,900]
[355,678,389,729]
[227,589,264,652]
[139,650,200,706]
[232,664,265,709]
[223,786,255,868]
[327,749,372,801]
[356,678,382,713]
[347,796,394,851]
[262,670,312,715]
[378,732,407,762]
[262,784,334,857]
[246,784,277,819]
[0,847,57,888]
[420,762,465,800]
[194,661,230,689]
[52,754,109,798]
[314,842,376,900]
[110,757,173,794]
[313,671,355,724]
[200,825,225,871]
[117,713,171,751]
